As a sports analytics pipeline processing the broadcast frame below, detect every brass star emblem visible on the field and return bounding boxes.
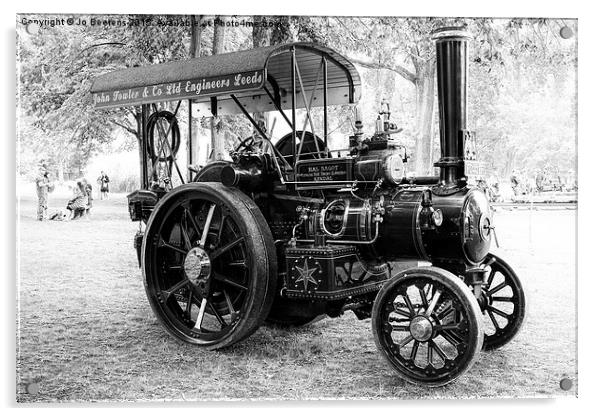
[294,258,318,291]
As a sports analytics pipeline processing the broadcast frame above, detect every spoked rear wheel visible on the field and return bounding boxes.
[372,267,484,387]
[142,183,277,349]
[479,254,526,350]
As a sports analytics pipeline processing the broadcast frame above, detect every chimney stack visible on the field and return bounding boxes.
[432,27,472,187]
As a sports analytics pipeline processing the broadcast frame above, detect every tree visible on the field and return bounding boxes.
[17,14,193,179]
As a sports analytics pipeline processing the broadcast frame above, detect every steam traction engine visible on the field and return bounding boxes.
[91,27,526,386]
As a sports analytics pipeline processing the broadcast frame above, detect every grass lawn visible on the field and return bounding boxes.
[16,192,577,402]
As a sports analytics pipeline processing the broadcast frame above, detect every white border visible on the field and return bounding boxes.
[5,1,598,414]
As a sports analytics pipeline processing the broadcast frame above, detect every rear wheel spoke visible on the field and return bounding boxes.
[185,290,193,319]
[216,214,228,247]
[223,290,236,316]
[211,237,244,260]
[159,239,187,255]
[162,279,190,299]
[180,223,192,251]
[207,300,227,328]
[214,272,248,292]
[228,260,248,269]
[200,204,216,247]
[193,298,208,330]
[184,208,202,239]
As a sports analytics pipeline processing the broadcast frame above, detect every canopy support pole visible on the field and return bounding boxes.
[322,55,328,149]
[140,104,150,189]
[188,99,193,182]
[294,58,324,164]
[263,86,293,128]
[291,46,296,135]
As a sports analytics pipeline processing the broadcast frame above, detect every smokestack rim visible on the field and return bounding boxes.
[431,26,472,42]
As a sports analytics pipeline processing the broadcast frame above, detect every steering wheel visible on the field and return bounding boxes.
[235,136,258,153]
[274,131,327,164]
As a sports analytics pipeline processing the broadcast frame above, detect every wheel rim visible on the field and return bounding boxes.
[146,194,253,344]
[480,254,526,350]
[375,275,480,385]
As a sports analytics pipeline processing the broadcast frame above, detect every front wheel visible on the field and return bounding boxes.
[479,254,526,350]
[371,267,484,387]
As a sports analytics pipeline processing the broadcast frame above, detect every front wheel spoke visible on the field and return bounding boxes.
[486,270,497,287]
[402,294,416,317]
[435,305,454,321]
[194,298,208,329]
[485,256,497,267]
[397,335,414,348]
[439,329,462,347]
[488,281,507,295]
[211,237,244,260]
[392,303,411,317]
[430,340,448,361]
[390,323,410,331]
[419,287,429,310]
[410,340,420,361]
[489,306,511,319]
[214,272,248,292]
[491,296,515,303]
[207,300,227,328]
[487,309,501,331]
[425,289,442,317]
[427,342,433,365]
[433,322,461,331]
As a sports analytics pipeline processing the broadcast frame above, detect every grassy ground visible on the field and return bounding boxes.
[16,193,577,402]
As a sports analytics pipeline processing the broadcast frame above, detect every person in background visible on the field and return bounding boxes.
[35,162,54,221]
[97,171,110,200]
[82,178,93,217]
[66,180,88,220]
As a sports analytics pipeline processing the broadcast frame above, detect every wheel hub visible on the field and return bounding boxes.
[183,247,212,286]
[409,316,434,342]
